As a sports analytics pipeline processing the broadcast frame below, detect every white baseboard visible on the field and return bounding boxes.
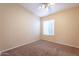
[1,40,39,54]
[0,51,2,56]
[42,39,79,49]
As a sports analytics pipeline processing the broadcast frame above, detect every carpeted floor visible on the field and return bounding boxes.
[1,40,79,56]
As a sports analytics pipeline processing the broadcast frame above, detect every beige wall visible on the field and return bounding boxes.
[0,4,40,51]
[40,6,79,48]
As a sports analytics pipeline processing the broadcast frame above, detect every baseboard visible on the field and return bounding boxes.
[1,40,39,53]
[0,51,2,56]
[41,39,79,49]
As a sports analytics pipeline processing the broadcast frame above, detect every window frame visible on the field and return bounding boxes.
[42,19,55,36]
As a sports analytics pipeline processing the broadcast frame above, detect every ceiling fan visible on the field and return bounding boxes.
[39,3,55,11]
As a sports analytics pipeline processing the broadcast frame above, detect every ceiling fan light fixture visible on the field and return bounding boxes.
[39,3,55,11]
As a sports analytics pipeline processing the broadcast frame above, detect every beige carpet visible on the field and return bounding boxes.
[1,40,79,56]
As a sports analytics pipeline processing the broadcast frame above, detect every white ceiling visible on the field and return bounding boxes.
[20,3,79,17]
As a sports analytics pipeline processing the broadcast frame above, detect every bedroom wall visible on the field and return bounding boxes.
[40,6,79,48]
[0,4,40,51]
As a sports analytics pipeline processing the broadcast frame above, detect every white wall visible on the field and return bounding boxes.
[40,6,79,48]
[0,4,40,51]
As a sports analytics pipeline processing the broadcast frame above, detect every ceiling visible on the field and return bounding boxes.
[20,3,79,17]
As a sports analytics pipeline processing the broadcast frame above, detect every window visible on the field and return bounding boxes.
[43,20,55,36]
